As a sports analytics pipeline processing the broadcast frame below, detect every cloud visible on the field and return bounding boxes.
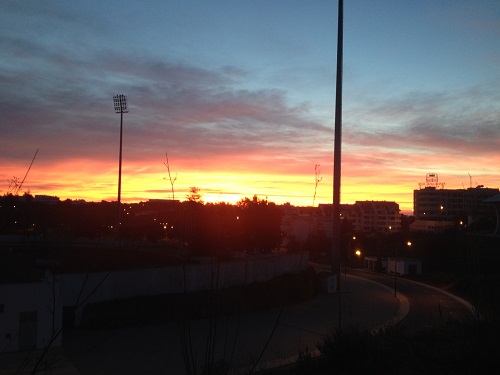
[344,84,500,157]
[0,31,330,176]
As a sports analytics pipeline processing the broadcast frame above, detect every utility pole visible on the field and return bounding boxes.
[113,94,128,239]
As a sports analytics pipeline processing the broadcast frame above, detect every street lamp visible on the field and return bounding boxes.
[113,94,128,238]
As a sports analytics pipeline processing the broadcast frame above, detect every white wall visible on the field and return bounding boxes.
[58,252,309,326]
[387,258,421,276]
[0,272,62,352]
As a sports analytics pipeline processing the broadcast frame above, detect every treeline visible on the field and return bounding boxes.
[0,194,283,256]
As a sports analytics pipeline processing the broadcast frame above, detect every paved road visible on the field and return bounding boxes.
[60,273,402,375]
[349,268,477,334]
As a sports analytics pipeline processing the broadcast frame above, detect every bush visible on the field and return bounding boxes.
[294,319,499,375]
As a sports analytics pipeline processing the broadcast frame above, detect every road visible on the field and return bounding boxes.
[59,272,402,375]
[348,268,477,334]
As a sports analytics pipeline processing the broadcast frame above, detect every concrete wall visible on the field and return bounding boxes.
[58,252,309,325]
[0,272,63,352]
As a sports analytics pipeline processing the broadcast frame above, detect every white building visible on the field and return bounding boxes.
[0,271,62,352]
[318,201,401,234]
[387,257,421,276]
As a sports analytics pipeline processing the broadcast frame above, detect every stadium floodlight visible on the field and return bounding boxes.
[113,94,128,239]
[113,94,128,114]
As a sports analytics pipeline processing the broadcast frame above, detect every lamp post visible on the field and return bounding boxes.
[113,94,128,239]
[331,0,343,287]
[394,240,412,297]
[393,246,398,298]
[330,0,343,332]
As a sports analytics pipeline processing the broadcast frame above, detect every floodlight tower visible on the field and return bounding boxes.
[113,94,128,238]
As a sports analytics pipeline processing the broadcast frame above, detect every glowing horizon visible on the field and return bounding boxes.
[6,153,499,214]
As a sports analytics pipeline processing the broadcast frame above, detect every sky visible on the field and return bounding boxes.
[1,0,499,212]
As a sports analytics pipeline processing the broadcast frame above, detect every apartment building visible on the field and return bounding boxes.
[318,201,401,234]
[411,173,499,232]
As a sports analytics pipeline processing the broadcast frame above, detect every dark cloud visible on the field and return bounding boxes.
[0,37,329,168]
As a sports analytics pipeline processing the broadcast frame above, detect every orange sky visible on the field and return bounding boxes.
[5,149,500,214]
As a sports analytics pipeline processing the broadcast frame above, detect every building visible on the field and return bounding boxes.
[280,204,317,245]
[0,271,62,352]
[345,201,401,233]
[485,194,500,237]
[318,200,401,235]
[412,173,499,232]
[387,257,422,276]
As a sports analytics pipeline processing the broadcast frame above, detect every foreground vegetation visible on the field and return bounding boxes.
[280,319,499,375]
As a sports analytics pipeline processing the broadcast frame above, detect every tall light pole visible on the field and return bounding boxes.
[393,245,398,298]
[113,94,128,239]
[331,0,343,292]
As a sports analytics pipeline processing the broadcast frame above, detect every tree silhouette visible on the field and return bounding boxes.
[237,195,282,253]
[186,187,203,203]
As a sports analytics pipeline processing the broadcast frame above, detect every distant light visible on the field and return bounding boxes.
[355,250,361,257]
